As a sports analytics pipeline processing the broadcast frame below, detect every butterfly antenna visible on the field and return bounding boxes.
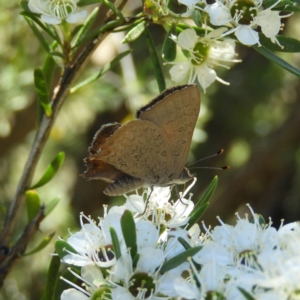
[189,165,230,170]
[187,149,225,167]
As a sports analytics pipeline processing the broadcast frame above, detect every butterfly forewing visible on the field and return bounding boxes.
[93,119,175,185]
[137,85,200,179]
[83,84,201,194]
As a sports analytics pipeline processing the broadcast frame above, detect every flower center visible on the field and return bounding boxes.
[230,0,257,25]
[129,272,155,298]
[189,40,210,65]
[46,0,77,19]
[238,249,260,268]
[96,246,115,262]
[206,291,226,300]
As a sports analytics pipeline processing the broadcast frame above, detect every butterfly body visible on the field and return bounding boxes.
[83,84,200,196]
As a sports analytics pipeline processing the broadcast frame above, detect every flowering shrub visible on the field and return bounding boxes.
[58,183,300,299]
[1,0,300,299]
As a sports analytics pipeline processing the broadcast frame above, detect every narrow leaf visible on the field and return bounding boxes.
[259,34,300,52]
[187,176,218,229]
[25,190,41,223]
[160,246,202,274]
[34,68,52,117]
[192,9,202,27]
[45,197,60,216]
[72,18,123,48]
[178,236,191,249]
[55,240,77,259]
[37,51,57,123]
[122,21,146,43]
[20,0,31,12]
[195,176,217,209]
[132,253,140,269]
[121,210,137,260]
[162,24,177,62]
[110,227,121,260]
[144,27,166,92]
[22,12,61,44]
[24,232,55,256]
[77,0,101,5]
[187,203,209,230]
[49,51,66,59]
[276,4,300,11]
[237,287,256,300]
[43,254,61,300]
[101,0,125,21]
[73,7,99,49]
[71,50,131,93]
[30,152,65,189]
[253,44,300,77]
[25,16,51,53]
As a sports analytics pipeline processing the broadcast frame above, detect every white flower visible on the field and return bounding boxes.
[61,288,89,300]
[169,28,240,91]
[61,213,124,268]
[28,0,87,24]
[109,247,180,299]
[61,265,110,300]
[205,0,289,46]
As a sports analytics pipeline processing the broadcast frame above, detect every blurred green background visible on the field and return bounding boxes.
[0,1,300,299]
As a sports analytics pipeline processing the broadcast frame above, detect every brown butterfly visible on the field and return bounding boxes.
[82,84,201,196]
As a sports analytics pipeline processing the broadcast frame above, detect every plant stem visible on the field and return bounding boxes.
[0,0,128,286]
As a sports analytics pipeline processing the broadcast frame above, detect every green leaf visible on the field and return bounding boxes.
[132,253,140,269]
[77,0,101,5]
[24,16,51,53]
[24,232,55,256]
[73,18,123,49]
[71,50,131,93]
[160,246,202,274]
[237,287,256,300]
[253,44,300,77]
[43,254,61,300]
[22,12,61,44]
[45,197,60,216]
[178,236,191,249]
[187,203,209,230]
[192,9,202,27]
[101,0,125,21]
[121,210,137,260]
[263,0,300,10]
[25,190,41,223]
[187,176,218,229]
[20,0,31,12]
[110,227,121,260]
[73,7,99,49]
[55,240,77,259]
[122,21,146,43]
[277,4,300,11]
[30,152,65,189]
[162,24,177,62]
[144,27,166,93]
[34,68,52,117]
[177,23,206,37]
[37,51,57,123]
[48,51,66,59]
[259,34,300,52]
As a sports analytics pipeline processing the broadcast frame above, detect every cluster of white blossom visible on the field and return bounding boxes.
[59,180,300,300]
[27,0,292,91]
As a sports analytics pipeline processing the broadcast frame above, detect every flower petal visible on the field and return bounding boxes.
[66,10,87,23]
[235,26,259,46]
